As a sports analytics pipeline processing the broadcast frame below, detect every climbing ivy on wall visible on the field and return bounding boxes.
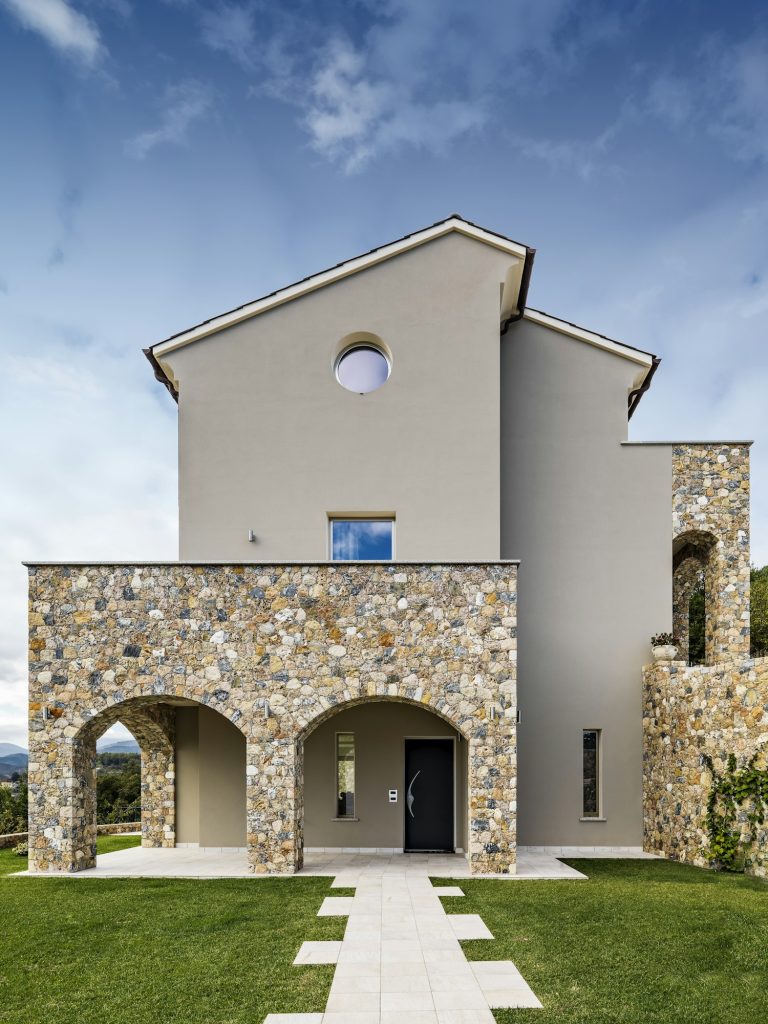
[702,747,768,871]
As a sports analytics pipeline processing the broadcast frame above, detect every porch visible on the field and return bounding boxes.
[23,844,589,879]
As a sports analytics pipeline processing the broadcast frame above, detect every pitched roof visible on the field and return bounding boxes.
[151,215,530,349]
[144,215,657,417]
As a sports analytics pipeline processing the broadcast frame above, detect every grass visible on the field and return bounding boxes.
[0,835,342,1023]
[0,833,141,877]
[437,859,768,1024]
[3,850,766,1023]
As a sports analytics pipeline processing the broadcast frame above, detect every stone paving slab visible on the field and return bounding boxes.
[447,914,494,940]
[263,1016,323,1023]
[317,897,355,916]
[293,942,343,965]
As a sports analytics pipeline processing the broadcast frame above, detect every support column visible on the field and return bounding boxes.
[140,744,175,848]
[468,717,517,875]
[28,725,97,873]
[246,733,302,874]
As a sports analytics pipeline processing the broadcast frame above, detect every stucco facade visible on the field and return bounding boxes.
[26,215,764,876]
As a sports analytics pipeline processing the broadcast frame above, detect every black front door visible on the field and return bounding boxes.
[404,739,454,852]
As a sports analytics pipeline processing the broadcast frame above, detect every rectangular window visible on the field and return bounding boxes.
[330,518,394,561]
[582,729,601,818]
[336,732,356,818]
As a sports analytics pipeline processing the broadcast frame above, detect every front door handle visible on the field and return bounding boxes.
[407,770,421,818]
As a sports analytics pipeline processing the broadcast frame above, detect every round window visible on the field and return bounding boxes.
[335,344,390,394]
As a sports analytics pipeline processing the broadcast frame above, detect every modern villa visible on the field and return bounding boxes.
[26,216,768,877]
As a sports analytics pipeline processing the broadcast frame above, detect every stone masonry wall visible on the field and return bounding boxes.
[644,442,767,877]
[28,562,518,875]
[643,657,768,878]
[672,443,750,661]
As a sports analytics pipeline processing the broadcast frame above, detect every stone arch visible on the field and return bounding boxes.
[673,529,718,664]
[296,694,471,744]
[72,684,250,743]
[291,693,513,875]
[29,693,248,873]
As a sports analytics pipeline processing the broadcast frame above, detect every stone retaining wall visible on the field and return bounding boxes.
[643,657,768,877]
[28,562,518,875]
[0,822,140,849]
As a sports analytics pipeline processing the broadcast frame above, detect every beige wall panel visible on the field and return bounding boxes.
[501,319,671,847]
[174,707,199,844]
[198,706,247,847]
[166,233,514,562]
[304,701,467,850]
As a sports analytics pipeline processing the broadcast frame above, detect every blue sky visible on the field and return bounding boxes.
[1,0,767,745]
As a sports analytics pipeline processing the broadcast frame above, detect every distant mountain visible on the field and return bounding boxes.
[0,752,28,779]
[97,738,140,754]
[0,742,26,758]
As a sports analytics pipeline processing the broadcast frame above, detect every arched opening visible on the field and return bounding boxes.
[301,699,469,855]
[673,530,718,665]
[71,696,246,868]
[96,723,141,830]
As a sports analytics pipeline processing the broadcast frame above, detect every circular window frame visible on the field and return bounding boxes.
[333,333,392,394]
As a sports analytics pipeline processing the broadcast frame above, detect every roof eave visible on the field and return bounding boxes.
[150,215,530,362]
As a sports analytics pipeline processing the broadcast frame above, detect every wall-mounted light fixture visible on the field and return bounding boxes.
[263,698,270,720]
[248,530,257,543]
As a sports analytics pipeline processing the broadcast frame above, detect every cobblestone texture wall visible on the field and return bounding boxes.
[644,442,766,875]
[643,657,768,878]
[672,444,750,661]
[28,562,518,875]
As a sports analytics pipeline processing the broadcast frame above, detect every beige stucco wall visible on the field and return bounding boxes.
[174,706,200,844]
[164,233,516,562]
[174,705,246,848]
[151,235,682,852]
[304,701,467,850]
[501,319,672,847]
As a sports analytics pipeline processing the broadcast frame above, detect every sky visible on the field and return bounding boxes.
[1,0,767,747]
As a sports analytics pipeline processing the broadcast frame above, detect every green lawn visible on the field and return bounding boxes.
[0,833,141,877]
[3,851,766,1023]
[439,859,768,1024]
[0,835,342,1023]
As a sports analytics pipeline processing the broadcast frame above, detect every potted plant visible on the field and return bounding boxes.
[651,632,678,661]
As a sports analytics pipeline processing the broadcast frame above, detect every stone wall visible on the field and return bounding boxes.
[643,657,768,877]
[645,443,765,876]
[28,562,518,875]
[0,823,140,849]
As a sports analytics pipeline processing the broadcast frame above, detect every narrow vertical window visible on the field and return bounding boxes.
[582,729,601,818]
[336,733,356,818]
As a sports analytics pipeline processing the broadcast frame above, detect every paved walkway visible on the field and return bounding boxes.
[267,871,543,1023]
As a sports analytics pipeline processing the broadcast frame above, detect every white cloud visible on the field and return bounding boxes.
[555,186,768,567]
[710,35,768,163]
[300,36,487,173]
[1,0,104,65]
[197,0,613,171]
[644,35,768,164]
[126,80,214,159]
[201,2,256,68]
[0,337,178,747]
